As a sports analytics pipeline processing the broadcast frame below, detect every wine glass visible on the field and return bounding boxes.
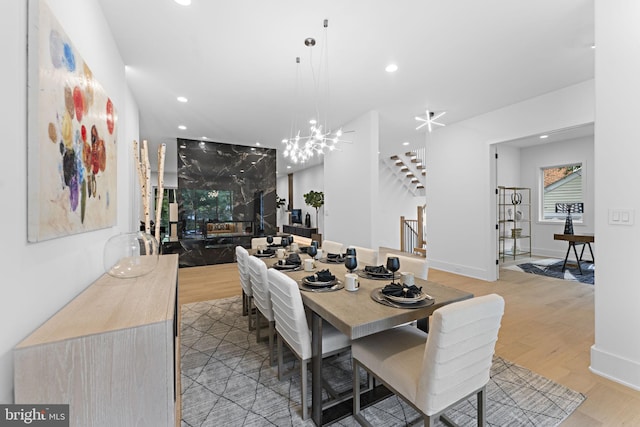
[345,255,358,273]
[267,235,274,245]
[386,256,400,284]
[311,240,319,248]
[307,245,317,259]
[345,247,356,256]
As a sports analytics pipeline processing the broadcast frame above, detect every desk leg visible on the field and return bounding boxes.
[562,244,572,272]
[580,242,595,264]
[311,311,323,426]
[571,243,583,274]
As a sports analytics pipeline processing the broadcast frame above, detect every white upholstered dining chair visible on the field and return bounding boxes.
[235,246,254,330]
[267,268,351,419]
[321,239,344,255]
[247,255,276,365]
[392,253,429,280]
[348,246,378,267]
[352,294,505,427]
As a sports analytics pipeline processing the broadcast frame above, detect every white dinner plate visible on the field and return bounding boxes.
[383,292,429,304]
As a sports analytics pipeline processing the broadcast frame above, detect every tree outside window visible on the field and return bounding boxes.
[180,189,234,235]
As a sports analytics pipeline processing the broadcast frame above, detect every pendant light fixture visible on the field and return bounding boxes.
[282,19,350,164]
[415,109,447,132]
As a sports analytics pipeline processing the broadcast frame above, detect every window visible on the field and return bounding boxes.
[540,163,583,222]
[180,189,234,234]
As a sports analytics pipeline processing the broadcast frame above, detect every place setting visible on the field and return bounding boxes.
[298,268,343,292]
[254,244,276,258]
[272,252,303,272]
[370,256,434,309]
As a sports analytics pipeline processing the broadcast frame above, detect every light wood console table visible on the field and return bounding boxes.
[14,254,179,427]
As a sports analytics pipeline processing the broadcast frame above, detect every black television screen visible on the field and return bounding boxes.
[291,209,302,224]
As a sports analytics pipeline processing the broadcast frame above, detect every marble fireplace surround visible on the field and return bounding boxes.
[169,138,277,267]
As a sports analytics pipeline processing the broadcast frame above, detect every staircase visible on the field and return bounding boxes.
[380,148,426,197]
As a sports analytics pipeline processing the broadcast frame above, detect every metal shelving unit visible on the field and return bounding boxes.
[498,186,532,261]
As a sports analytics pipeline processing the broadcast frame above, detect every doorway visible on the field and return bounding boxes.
[491,123,594,279]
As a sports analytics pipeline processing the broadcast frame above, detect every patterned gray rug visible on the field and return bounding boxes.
[181,296,585,426]
[505,258,594,285]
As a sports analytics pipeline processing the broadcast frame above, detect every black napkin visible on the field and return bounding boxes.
[381,283,423,298]
[306,269,335,282]
[286,253,301,265]
[327,253,344,261]
[258,248,275,255]
[365,265,389,274]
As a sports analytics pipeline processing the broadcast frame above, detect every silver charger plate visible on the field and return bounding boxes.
[273,263,301,271]
[255,252,275,258]
[370,288,435,309]
[357,269,394,280]
[302,276,337,287]
[318,257,344,264]
[299,281,343,292]
[384,291,429,304]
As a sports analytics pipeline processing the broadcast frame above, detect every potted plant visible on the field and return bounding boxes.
[303,190,324,229]
[276,193,286,209]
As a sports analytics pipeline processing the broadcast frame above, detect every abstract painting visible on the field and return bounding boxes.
[27,0,117,242]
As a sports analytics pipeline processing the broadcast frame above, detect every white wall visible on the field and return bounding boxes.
[520,136,595,258]
[591,0,640,391]
[496,144,521,187]
[276,174,289,229]
[324,111,379,248]
[426,79,594,281]
[0,0,137,403]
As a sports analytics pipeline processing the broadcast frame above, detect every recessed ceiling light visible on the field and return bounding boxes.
[540,134,549,139]
[255,142,261,146]
[240,169,245,173]
[287,165,291,169]
[250,147,255,151]
[385,64,398,73]
[591,44,596,49]
[177,96,188,103]
[402,141,410,146]
[178,125,187,130]
[174,0,191,6]
[251,161,256,165]
[202,136,208,139]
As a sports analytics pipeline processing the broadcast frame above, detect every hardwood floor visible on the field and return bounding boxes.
[178,262,640,426]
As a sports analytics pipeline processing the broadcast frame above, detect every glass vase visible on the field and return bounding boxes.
[104,232,159,278]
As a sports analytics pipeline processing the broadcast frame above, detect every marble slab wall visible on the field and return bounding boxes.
[171,138,277,266]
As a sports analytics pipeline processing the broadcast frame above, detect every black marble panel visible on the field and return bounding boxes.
[172,138,277,266]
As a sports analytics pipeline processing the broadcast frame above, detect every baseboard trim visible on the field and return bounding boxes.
[428,260,491,281]
[590,344,640,391]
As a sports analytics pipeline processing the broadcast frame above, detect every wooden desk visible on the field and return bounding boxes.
[554,233,594,274]
[259,253,473,425]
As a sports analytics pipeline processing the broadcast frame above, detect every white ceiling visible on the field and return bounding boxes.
[97,0,594,176]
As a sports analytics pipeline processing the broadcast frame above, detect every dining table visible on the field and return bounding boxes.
[254,248,474,426]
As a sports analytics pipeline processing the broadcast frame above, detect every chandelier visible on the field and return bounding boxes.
[415,109,447,132]
[282,19,349,164]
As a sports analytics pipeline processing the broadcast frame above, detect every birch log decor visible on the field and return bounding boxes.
[133,140,167,243]
[154,143,167,242]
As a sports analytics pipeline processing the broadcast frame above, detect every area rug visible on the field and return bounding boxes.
[505,258,594,285]
[181,296,585,426]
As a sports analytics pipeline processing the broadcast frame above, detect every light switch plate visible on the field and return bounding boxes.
[609,209,635,225]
